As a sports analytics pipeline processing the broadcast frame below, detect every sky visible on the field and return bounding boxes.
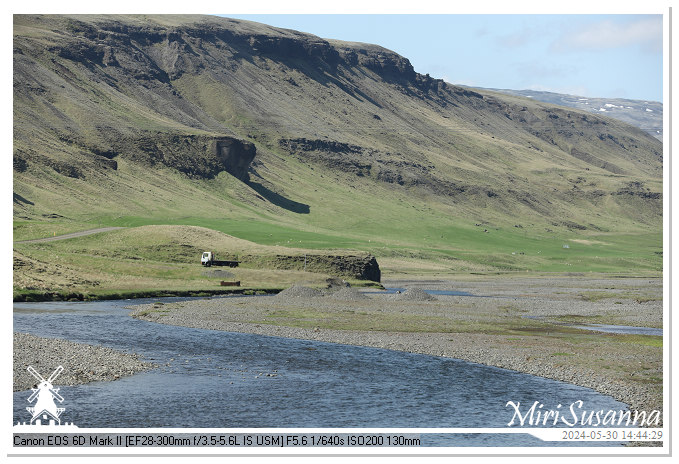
[221,13,664,103]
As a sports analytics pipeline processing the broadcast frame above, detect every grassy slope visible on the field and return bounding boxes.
[13,122,662,277]
[15,142,661,278]
[12,15,663,295]
[13,225,380,298]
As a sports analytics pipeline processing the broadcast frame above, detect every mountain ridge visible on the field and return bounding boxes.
[478,87,663,141]
[13,14,662,276]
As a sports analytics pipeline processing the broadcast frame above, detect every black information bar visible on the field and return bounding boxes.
[13,433,422,447]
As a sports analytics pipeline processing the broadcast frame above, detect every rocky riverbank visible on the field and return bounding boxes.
[13,332,154,391]
[130,276,664,424]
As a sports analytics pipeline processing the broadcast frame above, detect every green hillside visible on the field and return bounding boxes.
[13,14,662,296]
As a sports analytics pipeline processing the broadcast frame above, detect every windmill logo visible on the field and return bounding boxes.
[15,365,77,428]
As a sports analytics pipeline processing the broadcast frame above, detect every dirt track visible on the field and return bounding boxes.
[15,227,125,244]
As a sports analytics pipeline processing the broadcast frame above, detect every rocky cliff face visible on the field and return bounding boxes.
[13,15,437,184]
[214,138,256,181]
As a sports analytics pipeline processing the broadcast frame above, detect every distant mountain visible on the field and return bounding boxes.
[480,88,663,141]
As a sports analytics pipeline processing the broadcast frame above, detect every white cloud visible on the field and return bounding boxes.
[553,16,662,53]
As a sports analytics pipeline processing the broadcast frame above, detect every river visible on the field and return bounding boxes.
[13,297,632,447]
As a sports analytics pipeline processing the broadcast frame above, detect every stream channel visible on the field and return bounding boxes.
[13,296,632,447]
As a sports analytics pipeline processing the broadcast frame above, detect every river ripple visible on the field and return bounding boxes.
[13,298,631,447]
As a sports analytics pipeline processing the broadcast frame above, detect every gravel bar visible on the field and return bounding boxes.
[13,332,154,392]
[130,276,663,421]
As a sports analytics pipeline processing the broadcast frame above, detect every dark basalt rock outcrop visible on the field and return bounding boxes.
[15,131,257,181]
[213,138,256,181]
[278,137,500,200]
[240,253,381,282]
[122,134,255,180]
[31,15,444,96]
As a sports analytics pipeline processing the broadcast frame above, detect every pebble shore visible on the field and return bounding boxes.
[13,332,154,392]
[131,277,663,421]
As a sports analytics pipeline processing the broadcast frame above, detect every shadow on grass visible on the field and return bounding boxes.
[245,179,310,214]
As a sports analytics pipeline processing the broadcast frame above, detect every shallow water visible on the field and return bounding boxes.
[573,324,662,336]
[14,298,631,447]
[368,288,476,296]
[522,316,662,336]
